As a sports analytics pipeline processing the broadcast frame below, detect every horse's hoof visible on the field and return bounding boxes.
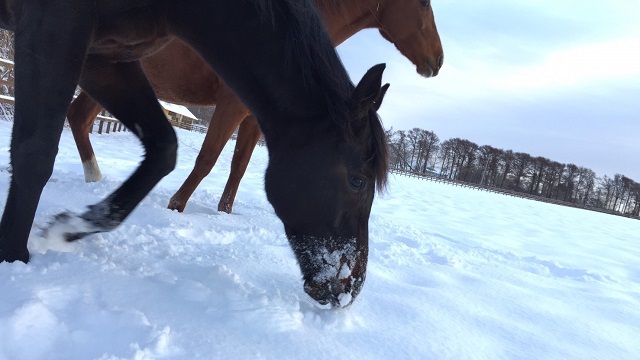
[217,201,233,214]
[0,248,30,263]
[167,197,186,212]
[42,212,99,242]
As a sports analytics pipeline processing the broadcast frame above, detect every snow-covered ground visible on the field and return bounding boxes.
[0,120,639,360]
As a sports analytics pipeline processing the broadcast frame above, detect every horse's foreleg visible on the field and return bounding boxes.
[168,86,249,212]
[44,59,177,241]
[218,115,262,214]
[67,91,104,182]
[0,2,93,263]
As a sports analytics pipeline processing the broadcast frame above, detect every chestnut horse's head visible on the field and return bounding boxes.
[378,0,444,77]
[264,65,389,308]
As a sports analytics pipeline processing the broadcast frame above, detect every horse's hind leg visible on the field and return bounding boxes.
[0,1,93,263]
[218,115,263,214]
[168,85,249,212]
[67,91,104,182]
[45,58,177,241]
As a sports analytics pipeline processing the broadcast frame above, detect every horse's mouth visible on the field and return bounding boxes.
[418,56,443,78]
[419,67,434,78]
[304,257,365,308]
[304,277,357,308]
[418,61,437,78]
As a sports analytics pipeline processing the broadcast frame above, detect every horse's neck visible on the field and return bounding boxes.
[318,0,383,46]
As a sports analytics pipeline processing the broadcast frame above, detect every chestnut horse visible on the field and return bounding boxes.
[67,0,444,213]
[0,0,390,308]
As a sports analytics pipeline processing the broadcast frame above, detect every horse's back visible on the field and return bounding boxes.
[90,1,171,61]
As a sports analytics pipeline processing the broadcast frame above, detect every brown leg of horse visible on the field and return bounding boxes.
[168,85,250,212]
[218,115,262,214]
[67,91,104,182]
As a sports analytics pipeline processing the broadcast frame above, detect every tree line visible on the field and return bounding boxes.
[386,127,639,217]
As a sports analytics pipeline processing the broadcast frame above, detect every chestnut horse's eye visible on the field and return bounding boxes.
[420,0,430,9]
[349,176,365,190]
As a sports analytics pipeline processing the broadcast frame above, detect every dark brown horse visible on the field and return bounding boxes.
[67,0,443,213]
[0,0,390,308]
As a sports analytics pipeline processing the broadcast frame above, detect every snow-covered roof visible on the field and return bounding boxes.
[159,100,198,120]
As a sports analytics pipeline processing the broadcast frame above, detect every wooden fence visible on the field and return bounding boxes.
[391,168,639,221]
[93,114,125,134]
[230,132,266,147]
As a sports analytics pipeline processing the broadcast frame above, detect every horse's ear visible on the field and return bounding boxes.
[373,83,390,111]
[352,63,386,116]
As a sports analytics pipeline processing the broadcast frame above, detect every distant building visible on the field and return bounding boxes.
[159,100,199,129]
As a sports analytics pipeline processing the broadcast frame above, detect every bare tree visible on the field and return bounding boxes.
[0,30,13,59]
[388,130,412,171]
[528,156,549,195]
[611,174,626,211]
[511,152,533,191]
[598,175,615,209]
[438,139,455,178]
[0,29,14,120]
[630,180,640,216]
[498,150,515,188]
[417,129,439,174]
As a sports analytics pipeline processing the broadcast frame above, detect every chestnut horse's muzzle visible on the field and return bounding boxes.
[419,54,444,78]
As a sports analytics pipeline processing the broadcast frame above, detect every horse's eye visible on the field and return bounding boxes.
[349,176,365,190]
[420,0,430,9]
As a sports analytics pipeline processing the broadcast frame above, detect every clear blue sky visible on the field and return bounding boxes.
[337,0,640,180]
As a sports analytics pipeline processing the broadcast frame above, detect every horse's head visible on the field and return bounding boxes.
[378,0,444,77]
[265,64,389,308]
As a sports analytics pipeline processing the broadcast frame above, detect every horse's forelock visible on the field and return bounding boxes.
[369,112,390,193]
[342,109,389,194]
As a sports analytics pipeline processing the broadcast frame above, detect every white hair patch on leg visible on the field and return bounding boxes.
[82,155,103,182]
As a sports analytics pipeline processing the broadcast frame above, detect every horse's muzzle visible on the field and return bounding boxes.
[304,277,359,308]
[303,258,366,308]
[419,55,443,78]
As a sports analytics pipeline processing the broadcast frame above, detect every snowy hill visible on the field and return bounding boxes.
[0,120,639,360]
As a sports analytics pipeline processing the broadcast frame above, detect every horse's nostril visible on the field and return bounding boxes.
[438,54,444,69]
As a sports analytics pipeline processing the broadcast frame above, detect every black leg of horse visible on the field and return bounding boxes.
[0,2,93,263]
[44,58,177,241]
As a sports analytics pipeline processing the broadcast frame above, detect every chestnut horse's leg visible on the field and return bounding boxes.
[67,92,104,182]
[44,58,177,240]
[168,84,250,212]
[218,115,263,214]
[0,1,93,263]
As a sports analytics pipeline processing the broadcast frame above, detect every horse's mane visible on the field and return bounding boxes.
[368,111,389,193]
[255,0,389,192]
[270,0,353,118]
